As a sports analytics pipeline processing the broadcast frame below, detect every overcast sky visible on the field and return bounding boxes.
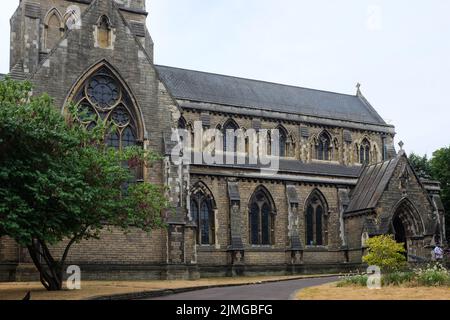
[1,0,449,157]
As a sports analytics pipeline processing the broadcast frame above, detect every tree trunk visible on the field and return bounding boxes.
[27,240,63,291]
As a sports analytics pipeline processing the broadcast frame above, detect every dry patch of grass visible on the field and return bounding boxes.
[0,274,328,300]
[296,282,450,300]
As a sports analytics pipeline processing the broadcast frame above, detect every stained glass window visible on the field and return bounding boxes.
[122,127,136,148]
[73,68,138,151]
[279,130,287,157]
[360,139,371,164]
[112,106,131,126]
[223,120,239,153]
[249,188,275,245]
[200,202,211,245]
[86,75,120,109]
[250,203,260,245]
[107,132,120,149]
[190,189,215,246]
[317,132,331,161]
[306,205,314,246]
[305,193,327,246]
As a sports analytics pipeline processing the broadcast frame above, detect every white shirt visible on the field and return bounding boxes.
[434,247,444,259]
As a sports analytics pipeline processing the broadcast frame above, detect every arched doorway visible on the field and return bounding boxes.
[393,214,407,255]
[391,199,425,261]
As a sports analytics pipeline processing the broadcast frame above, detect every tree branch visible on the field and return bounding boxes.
[61,227,88,265]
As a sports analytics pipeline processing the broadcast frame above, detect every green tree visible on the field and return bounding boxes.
[409,152,432,179]
[0,78,169,291]
[363,235,407,272]
[430,147,450,241]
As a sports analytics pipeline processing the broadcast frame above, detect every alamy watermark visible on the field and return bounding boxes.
[367,265,382,289]
[65,5,82,31]
[170,122,282,176]
[67,265,81,290]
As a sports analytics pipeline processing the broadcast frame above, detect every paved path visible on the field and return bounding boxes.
[149,276,339,300]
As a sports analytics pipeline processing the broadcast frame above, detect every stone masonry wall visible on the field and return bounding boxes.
[181,108,388,167]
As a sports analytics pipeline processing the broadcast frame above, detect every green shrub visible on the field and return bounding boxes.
[415,263,450,287]
[337,274,368,287]
[382,272,414,286]
[362,235,407,272]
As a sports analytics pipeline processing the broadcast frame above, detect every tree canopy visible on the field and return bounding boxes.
[0,78,169,290]
[409,148,450,241]
[409,153,432,179]
[430,147,450,241]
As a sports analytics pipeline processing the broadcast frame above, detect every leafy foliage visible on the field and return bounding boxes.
[430,147,450,241]
[382,271,414,286]
[337,274,368,287]
[409,148,450,242]
[409,153,432,179]
[0,78,169,290]
[414,263,450,287]
[362,235,407,272]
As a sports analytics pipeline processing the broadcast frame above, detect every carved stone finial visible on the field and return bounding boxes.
[398,141,404,150]
[356,83,361,95]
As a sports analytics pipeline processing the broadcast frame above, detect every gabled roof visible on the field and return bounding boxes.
[155,65,387,125]
[346,156,401,214]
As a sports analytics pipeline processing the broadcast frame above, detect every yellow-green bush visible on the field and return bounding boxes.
[362,235,407,272]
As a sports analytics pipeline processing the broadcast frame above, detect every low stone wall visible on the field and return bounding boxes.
[1,262,363,282]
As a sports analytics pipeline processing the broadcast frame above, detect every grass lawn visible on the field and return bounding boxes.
[0,274,330,300]
[296,282,450,300]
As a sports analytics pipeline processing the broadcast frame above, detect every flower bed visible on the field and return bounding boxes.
[337,263,450,287]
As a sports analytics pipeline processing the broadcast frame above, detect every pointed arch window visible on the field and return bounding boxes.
[177,117,187,146]
[287,136,296,158]
[275,126,295,158]
[68,63,144,182]
[223,120,239,153]
[316,131,331,161]
[44,9,63,50]
[178,117,187,130]
[64,9,79,32]
[360,139,371,164]
[266,131,272,156]
[278,127,288,157]
[71,67,141,152]
[249,187,276,245]
[190,185,216,246]
[305,191,328,246]
[97,15,112,49]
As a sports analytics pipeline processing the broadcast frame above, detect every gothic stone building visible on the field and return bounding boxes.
[0,0,446,281]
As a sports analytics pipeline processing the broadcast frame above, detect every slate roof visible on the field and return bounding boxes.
[155,65,387,125]
[346,156,400,214]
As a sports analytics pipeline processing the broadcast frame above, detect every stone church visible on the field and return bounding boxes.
[0,0,446,281]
